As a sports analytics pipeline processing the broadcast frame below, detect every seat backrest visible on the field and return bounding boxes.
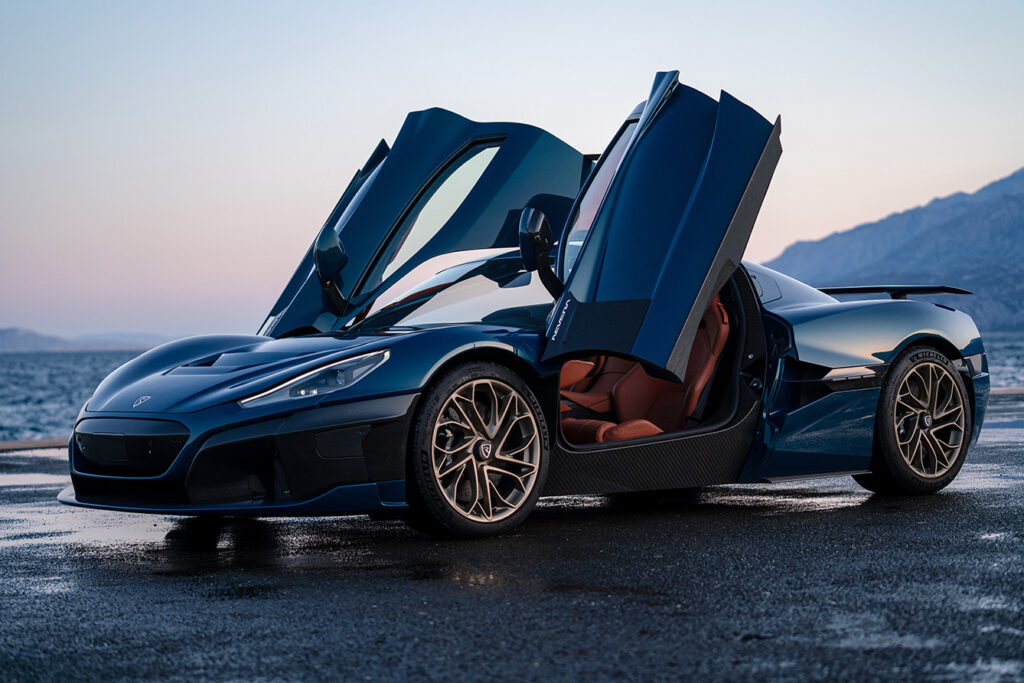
[611,295,729,430]
[680,295,729,419]
[612,365,685,429]
[567,355,634,394]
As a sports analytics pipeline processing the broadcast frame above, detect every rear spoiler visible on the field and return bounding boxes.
[819,285,972,300]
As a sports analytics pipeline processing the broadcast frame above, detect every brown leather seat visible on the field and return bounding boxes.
[559,356,635,413]
[560,295,730,444]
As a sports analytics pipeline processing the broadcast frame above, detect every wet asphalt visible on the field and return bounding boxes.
[2,397,1023,681]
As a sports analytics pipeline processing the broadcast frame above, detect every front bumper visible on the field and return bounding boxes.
[61,392,418,516]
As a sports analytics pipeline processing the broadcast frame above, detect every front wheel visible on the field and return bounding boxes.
[405,362,549,538]
[854,346,972,495]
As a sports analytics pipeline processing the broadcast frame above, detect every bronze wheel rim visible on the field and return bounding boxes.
[431,379,540,522]
[893,361,965,478]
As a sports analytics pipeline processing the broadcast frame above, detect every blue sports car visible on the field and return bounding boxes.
[59,72,990,537]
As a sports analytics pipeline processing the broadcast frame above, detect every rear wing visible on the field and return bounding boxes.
[818,285,972,300]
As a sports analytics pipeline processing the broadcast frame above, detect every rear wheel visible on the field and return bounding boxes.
[854,346,971,495]
[405,362,548,538]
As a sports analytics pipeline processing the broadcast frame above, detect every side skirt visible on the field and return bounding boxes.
[543,399,760,495]
[764,470,870,482]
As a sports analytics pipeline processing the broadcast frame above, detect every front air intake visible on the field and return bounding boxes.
[73,418,189,477]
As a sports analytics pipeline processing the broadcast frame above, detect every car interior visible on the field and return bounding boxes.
[558,286,744,446]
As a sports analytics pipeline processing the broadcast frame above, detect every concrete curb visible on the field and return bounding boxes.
[0,438,68,453]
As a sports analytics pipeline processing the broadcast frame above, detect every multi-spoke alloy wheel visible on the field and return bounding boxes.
[432,379,540,522]
[893,361,965,478]
[854,346,972,495]
[406,362,548,537]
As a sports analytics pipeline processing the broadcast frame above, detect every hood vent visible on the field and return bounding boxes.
[184,353,223,368]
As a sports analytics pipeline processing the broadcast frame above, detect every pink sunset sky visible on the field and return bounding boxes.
[2,1,1023,337]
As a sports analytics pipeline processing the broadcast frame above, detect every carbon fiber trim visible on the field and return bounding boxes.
[544,399,760,495]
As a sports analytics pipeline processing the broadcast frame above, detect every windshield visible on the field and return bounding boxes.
[352,254,553,331]
[560,120,638,277]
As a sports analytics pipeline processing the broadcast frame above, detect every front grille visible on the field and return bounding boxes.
[73,418,189,477]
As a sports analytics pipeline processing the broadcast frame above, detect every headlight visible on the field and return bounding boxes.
[239,349,389,409]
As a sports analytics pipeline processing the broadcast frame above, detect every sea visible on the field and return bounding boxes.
[1,333,1022,442]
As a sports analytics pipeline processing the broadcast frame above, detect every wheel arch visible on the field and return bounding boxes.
[414,344,559,443]
[891,333,965,364]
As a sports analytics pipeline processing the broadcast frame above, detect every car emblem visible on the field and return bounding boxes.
[133,395,152,408]
[479,442,492,459]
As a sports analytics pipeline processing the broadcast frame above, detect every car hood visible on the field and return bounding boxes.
[86,333,396,414]
[87,247,557,417]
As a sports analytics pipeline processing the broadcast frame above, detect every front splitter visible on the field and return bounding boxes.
[57,480,407,517]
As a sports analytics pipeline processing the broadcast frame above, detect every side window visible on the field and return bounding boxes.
[560,121,637,278]
[378,142,500,283]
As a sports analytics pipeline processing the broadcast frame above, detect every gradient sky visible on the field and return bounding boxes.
[2,0,1023,337]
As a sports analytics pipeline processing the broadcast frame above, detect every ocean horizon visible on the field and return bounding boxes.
[1,333,1021,442]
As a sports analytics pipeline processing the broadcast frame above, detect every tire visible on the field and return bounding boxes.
[404,361,549,538]
[853,346,972,495]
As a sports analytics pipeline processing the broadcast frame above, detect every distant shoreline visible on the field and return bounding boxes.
[5,387,1024,452]
[0,347,154,354]
[0,438,68,452]
[0,327,172,354]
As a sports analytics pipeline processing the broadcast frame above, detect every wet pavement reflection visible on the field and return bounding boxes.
[2,395,1023,679]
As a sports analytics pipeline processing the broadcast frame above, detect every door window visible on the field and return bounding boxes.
[377,143,500,283]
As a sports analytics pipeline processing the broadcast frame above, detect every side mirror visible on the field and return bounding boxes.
[518,207,564,298]
[314,225,350,313]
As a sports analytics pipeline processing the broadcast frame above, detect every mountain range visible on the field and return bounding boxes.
[2,166,1022,348]
[765,166,1024,332]
[0,328,169,353]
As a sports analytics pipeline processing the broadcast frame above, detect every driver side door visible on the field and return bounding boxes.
[544,71,782,382]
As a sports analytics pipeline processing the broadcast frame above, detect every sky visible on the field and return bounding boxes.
[2,0,1023,337]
